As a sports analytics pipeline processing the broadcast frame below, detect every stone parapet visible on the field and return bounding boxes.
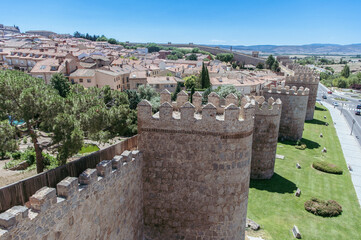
[0,150,144,240]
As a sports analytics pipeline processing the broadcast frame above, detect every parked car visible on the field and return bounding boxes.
[358,99,361,102]
[333,102,339,106]
[357,105,361,109]
[328,91,333,94]
[322,95,327,99]
[356,110,361,115]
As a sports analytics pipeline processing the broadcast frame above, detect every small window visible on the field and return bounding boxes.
[40,65,46,70]
[79,78,83,83]
[87,79,91,83]
[126,77,129,82]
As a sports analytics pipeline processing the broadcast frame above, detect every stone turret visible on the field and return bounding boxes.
[138,97,255,240]
[285,73,320,120]
[262,85,309,141]
[250,96,282,179]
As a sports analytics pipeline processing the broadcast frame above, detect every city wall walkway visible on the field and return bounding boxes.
[322,101,361,207]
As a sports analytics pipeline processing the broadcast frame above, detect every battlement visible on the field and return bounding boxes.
[253,96,282,115]
[263,85,310,96]
[138,96,255,136]
[286,75,320,84]
[0,150,142,235]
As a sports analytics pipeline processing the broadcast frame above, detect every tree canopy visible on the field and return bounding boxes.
[50,73,71,98]
[216,53,234,62]
[0,70,137,173]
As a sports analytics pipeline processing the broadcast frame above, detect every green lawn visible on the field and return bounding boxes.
[78,144,100,155]
[247,103,361,240]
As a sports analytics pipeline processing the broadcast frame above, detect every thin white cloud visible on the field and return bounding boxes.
[210,39,226,43]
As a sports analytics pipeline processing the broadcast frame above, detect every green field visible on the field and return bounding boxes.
[247,103,361,240]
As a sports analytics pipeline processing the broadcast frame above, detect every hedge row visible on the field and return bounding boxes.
[313,161,343,174]
[305,198,342,217]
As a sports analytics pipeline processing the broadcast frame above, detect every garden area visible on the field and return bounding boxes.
[247,103,361,239]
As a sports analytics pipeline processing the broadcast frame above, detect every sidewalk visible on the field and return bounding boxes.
[322,101,361,207]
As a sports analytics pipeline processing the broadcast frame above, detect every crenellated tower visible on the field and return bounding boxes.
[250,96,282,179]
[285,72,320,120]
[262,85,309,141]
[138,92,255,240]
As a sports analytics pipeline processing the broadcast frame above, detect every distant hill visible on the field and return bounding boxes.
[209,44,361,56]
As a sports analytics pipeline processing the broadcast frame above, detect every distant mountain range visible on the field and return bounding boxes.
[210,44,361,56]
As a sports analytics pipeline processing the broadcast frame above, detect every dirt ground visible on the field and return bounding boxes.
[323,62,361,73]
[0,158,36,187]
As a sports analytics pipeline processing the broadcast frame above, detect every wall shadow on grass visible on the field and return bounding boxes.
[250,173,297,194]
[305,119,327,126]
[279,138,320,149]
[315,106,327,112]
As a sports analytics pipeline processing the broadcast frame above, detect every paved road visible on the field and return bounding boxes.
[317,83,361,146]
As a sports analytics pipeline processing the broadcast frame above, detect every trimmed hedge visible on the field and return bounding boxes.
[313,161,343,174]
[305,198,342,217]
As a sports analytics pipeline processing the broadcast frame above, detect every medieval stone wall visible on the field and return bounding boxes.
[263,86,309,141]
[0,151,144,240]
[251,97,282,179]
[285,74,320,120]
[138,96,255,240]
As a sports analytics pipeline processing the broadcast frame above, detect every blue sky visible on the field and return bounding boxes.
[1,0,360,45]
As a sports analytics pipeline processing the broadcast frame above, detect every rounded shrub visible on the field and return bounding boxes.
[313,161,343,174]
[305,198,342,217]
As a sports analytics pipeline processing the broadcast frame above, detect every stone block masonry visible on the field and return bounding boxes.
[0,151,144,240]
[285,73,320,120]
[251,96,282,179]
[138,93,255,240]
[263,85,309,141]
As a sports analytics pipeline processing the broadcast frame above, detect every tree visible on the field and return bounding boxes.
[0,70,138,172]
[341,65,350,78]
[192,48,200,53]
[271,60,280,72]
[107,38,117,44]
[256,63,264,69]
[50,73,71,98]
[0,120,17,159]
[199,63,211,89]
[96,35,108,42]
[172,82,182,101]
[186,53,198,61]
[73,31,81,38]
[266,55,276,69]
[0,70,63,173]
[167,54,178,60]
[190,87,195,103]
[147,43,161,53]
[216,53,234,62]
[138,84,158,101]
[184,75,198,90]
[125,89,141,110]
[215,85,242,99]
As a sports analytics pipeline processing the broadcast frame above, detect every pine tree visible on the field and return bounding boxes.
[341,65,350,78]
[204,65,210,88]
[190,87,195,103]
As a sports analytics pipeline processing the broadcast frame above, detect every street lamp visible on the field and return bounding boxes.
[351,119,356,135]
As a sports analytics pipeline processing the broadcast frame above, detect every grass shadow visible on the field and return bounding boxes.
[305,119,327,126]
[315,106,327,111]
[250,172,297,194]
[279,138,320,149]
